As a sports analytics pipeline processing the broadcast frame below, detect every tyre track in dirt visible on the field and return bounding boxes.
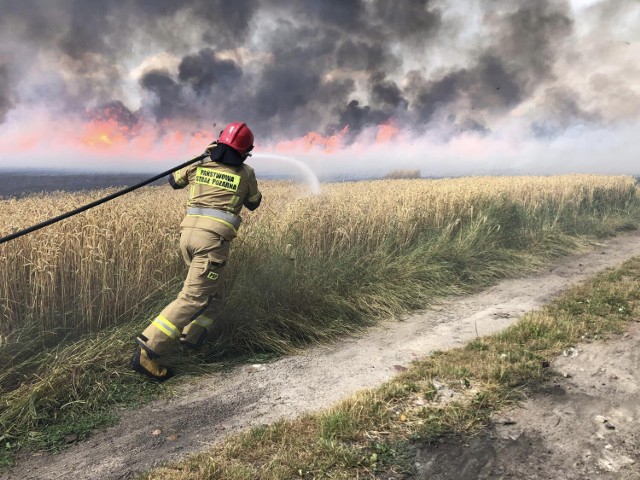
[6,230,640,480]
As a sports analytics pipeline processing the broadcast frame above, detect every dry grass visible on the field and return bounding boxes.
[383,169,421,179]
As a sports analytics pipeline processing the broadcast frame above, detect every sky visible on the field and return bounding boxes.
[0,0,638,177]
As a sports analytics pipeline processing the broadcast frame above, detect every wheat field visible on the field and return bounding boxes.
[0,175,638,346]
[1,174,639,456]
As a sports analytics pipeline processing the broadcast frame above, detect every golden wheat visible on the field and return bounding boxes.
[0,175,636,340]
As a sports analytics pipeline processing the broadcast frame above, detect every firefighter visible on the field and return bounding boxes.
[131,122,262,381]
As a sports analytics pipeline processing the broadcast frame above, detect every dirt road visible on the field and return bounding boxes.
[6,230,640,480]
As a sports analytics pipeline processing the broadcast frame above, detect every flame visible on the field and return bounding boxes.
[80,115,133,149]
[376,121,400,144]
[77,112,212,158]
[0,107,404,166]
[274,121,401,155]
[82,127,117,147]
[98,133,112,145]
[275,126,349,154]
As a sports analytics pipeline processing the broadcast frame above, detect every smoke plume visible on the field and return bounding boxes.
[0,0,638,174]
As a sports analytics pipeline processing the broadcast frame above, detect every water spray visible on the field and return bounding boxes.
[252,153,321,195]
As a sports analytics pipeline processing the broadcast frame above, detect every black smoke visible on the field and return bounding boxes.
[0,64,13,122]
[250,23,357,138]
[178,48,243,95]
[334,100,391,143]
[404,1,573,135]
[87,100,141,136]
[0,0,635,144]
[371,0,442,43]
[140,71,186,122]
[531,87,599,139]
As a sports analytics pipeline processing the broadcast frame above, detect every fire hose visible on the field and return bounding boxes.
[0,152,210,246]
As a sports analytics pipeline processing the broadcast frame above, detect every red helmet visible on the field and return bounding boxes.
[218,122,254,154]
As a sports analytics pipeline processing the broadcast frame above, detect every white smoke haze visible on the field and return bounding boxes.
[285,122,639,180]
[0,0,637,177]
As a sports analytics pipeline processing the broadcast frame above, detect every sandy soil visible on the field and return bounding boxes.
[5,230,640,480]
[415,325,640,479]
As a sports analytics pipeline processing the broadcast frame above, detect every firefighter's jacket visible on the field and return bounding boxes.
[170,154,262,241]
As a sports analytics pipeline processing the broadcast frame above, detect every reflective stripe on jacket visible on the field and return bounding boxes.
[171,150,262,240]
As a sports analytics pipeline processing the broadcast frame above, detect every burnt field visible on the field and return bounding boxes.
[0,171,167,199]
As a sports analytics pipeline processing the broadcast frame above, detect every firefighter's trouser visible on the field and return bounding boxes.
[139,228,230,356]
